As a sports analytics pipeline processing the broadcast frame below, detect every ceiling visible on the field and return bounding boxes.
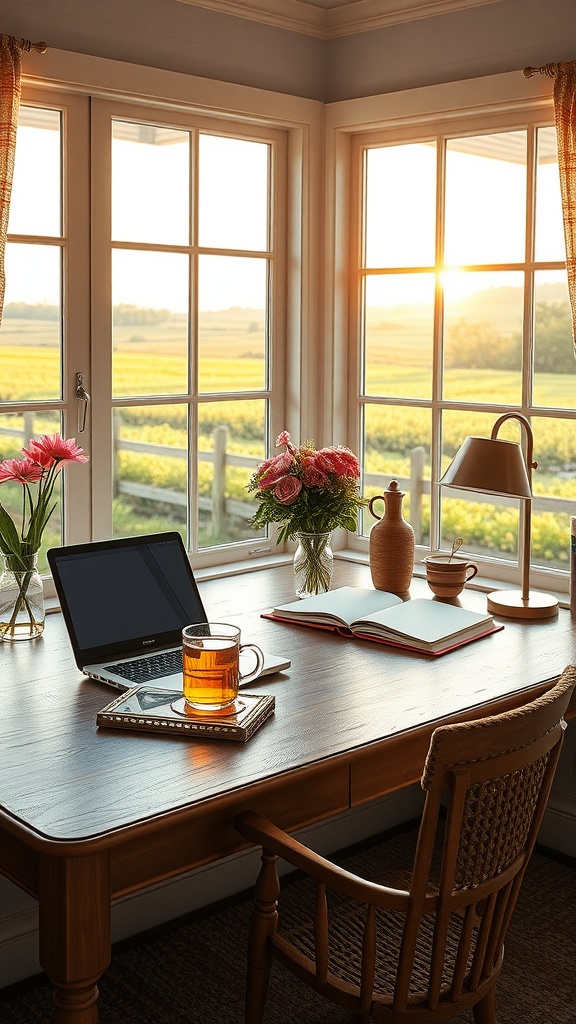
[174,0,500,39]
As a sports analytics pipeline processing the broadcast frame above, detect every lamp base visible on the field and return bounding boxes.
[487,589,558,620]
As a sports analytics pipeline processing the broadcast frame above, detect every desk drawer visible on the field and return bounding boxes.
[111,760,349,897]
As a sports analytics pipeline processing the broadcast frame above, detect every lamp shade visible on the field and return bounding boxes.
[440,436,532,499]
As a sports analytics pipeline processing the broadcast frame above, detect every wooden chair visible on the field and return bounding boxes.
[236,666,576,1024]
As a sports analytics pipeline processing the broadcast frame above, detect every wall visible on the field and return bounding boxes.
[2,0,576,101]
[0,0,326,100]
[327,0,576,100]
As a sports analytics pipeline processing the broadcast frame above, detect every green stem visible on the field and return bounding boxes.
[294,533,333,596]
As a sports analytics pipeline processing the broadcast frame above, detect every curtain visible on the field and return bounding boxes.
[0,35,22,326]
[553,60,576,357]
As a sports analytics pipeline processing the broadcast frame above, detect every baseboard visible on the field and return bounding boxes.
[537,794,576,858]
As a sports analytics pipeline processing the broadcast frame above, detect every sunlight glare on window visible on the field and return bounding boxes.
[8,107,61,237]
[364,143,436,268]
[445,132,527,266]
[112,121,189,246]
[198,134,269,252]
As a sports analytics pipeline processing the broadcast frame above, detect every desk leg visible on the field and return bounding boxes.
[38,850,111,1024]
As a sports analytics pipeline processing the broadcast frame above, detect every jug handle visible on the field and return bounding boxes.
[368,495,385,521]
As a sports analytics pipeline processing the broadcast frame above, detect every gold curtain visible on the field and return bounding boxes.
[553,60,576,357]
[0,35,22,326]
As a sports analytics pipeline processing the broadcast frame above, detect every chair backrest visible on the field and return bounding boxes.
[393,666,576,1012]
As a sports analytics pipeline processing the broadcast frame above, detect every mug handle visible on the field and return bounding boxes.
[465,563,478,582]
[239,643,265,685]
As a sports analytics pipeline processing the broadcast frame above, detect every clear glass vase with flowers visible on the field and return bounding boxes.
[247,431,366,597]
[0,434,89,640]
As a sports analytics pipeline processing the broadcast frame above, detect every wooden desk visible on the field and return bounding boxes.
[1,561,575,1022]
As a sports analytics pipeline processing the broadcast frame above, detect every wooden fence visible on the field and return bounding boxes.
[1,420,574,542]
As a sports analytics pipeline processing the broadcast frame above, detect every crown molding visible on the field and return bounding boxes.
[173,0,501,39]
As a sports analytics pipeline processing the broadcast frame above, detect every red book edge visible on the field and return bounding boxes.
[261,611,504,657]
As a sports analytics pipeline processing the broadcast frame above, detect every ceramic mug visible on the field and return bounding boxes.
[423,555,478,598]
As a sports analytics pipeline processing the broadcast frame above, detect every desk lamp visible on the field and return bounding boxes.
[440,412,558,620]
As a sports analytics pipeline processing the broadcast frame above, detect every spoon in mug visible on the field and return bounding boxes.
[448,537,463,562]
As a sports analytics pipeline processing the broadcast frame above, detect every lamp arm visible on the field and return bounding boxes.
[490,412,537,482]
[491,412,533,602]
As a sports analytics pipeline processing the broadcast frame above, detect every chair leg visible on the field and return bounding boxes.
[244,850,280,1024]
[472,990,497,1024]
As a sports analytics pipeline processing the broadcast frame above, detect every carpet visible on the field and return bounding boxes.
[1,828,574,1024]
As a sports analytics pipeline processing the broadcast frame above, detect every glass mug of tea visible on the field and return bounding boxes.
[182,622,264,711]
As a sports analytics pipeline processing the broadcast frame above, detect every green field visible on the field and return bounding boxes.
[1,306,576,566]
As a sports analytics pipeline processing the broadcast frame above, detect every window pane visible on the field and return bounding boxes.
[112,121,189,245]
[442,271,523,403]
[198,135,269,251]
[198,400,266,548]
[535,127,564,262]
[531,416,576,570]
[362,404,431,543]
[364,143,436,268]
[0,243,62,401]
[9,107,61,237]
[112,405,187,542]
[198,255,268,393]
[0,410,62,572]
[363,273,435,399]
[112,250,189,398]
[441,410,522,564]
[533,271,574,407]
[445,132,526,265]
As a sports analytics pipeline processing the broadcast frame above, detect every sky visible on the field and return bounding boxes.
[4,113,567,314]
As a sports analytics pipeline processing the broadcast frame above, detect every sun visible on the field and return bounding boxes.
[439,268,480,302]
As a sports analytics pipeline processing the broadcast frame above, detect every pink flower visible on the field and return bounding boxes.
[23,434,89,468]
[258,451,294,490]
[315,445,360,479]
[276,430,294,451]
[0,458,44,485]
[301,456,328,488]
[274,476,302,504]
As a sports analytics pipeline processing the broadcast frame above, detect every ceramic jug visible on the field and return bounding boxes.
[368,480,415,594]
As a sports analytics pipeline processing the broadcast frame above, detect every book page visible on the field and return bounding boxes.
[353,598,492,644]
[273,586,403,627]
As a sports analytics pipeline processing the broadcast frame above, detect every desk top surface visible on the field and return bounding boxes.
[2,561,575,846]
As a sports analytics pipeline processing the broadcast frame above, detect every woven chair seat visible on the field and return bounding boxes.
[276,874,476,1003]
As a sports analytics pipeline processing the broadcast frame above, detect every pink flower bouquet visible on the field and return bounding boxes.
[0,433,89,562]
[0,434,88,639]
[247,430,365,544]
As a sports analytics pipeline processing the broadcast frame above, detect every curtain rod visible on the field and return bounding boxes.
[18,38,48,54]
[523,63,558,78]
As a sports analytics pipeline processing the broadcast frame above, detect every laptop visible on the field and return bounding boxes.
[47,532,290,691]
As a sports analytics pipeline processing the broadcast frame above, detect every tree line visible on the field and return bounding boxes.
[444,301,576,374]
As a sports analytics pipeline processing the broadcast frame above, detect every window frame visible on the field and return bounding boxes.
[15,53,325,570]
[325,73,572,593]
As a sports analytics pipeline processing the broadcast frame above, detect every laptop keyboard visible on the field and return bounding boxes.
[105,649,182,683]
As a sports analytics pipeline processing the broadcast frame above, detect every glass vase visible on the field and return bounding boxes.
[0,552,45,642]
[293,531,334,599]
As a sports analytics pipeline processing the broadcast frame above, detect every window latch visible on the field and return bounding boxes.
[75,372,90,433]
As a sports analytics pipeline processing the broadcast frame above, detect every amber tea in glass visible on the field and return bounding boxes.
[182,622,264,711]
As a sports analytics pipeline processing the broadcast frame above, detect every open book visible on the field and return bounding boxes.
[265,586,502,656]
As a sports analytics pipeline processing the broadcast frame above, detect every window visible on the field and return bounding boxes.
[1,83,292,569]
[354,115,574,586]
[0,103,67,572]
[91,107,285,559]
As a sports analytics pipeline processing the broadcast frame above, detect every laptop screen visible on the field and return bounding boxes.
[48,533,207,666]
